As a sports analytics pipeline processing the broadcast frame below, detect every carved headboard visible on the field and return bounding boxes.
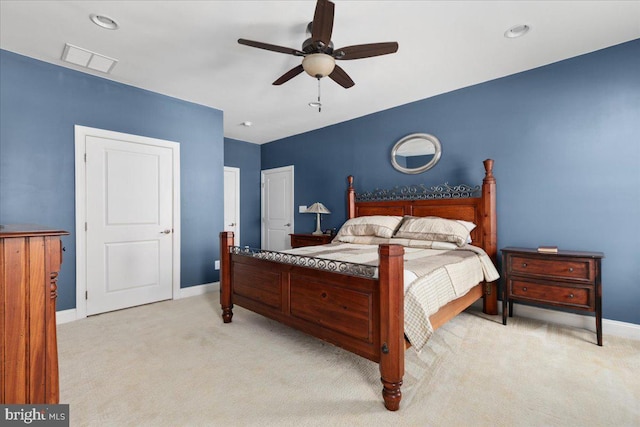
[346,159,497,262]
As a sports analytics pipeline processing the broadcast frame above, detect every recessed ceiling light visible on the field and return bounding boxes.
[90,14,119,30]
[504,24,530,39]
[241,121,252,127]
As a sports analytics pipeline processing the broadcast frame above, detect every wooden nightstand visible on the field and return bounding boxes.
[290,233,333,248]
[501,247,604,346]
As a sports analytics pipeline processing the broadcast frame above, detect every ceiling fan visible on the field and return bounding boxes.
[237,0,399,89]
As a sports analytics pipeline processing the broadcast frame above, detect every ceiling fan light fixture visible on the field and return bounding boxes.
[302,53,336,78]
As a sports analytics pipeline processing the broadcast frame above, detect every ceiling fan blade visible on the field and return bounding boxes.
[311,0,335,47]
[273,65,305,85]
[334,42,399,60]
[238,39,304,56]
[328,65,355,89]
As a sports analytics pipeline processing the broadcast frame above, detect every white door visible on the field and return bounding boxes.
[261,166,294,251]
[224,167,240,246]
[84,133,175,315]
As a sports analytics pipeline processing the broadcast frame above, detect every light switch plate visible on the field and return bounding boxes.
[298,205,307,213]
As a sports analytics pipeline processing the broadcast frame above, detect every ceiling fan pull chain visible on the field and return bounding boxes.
[308,78,323,111]
[317,77,322,112]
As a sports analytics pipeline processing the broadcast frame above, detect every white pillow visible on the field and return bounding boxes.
[456,220,476,243]
[394,216,472,247]
[334,216,403,239]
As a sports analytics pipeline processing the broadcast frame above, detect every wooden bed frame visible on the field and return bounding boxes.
[220,159,498,411]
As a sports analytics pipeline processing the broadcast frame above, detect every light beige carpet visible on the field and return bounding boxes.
[58,292,640,426]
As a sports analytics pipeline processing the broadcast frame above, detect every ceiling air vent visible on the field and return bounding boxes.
[61,43,118,74]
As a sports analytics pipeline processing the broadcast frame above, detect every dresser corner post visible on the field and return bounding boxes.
[45,235,63,404]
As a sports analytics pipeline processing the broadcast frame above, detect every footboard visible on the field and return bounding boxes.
[220,232,405,410]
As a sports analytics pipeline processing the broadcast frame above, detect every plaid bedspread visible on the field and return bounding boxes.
[284,242,499,352]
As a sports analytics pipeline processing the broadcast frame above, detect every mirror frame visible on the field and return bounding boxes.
[390,133,442,174]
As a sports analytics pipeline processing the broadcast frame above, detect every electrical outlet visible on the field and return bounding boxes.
[214,260,220,270]
[299,205,307,213]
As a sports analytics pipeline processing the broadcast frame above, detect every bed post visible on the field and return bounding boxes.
[482,159,498,315]
[347,175,356,219]
[378,244,405,411]
[220,231,234,323]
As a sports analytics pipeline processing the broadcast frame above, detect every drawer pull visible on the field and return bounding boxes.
[569,293,574,298]
[522,287,527,292]
[569,267,574,272]
[522,263,527,268]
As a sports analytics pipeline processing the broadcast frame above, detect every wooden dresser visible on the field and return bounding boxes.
[290,233,333,248]
[501,247,604,346]
[1,224,68,403]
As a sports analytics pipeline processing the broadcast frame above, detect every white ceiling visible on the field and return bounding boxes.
[1,1,639,144]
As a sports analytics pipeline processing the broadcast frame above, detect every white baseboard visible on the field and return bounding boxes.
[601,317,640,341]
[57,282,220,324]
[178,282,219,299]
[56,308,78,325]
[479,301,640,341]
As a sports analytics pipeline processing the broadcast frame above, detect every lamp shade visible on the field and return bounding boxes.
[305,202,331,214]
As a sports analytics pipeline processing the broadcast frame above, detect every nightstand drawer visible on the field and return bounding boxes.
[509,279,591,308]
[510,255,592,281]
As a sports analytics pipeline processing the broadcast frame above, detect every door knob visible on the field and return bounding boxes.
[228,223,236,227]
[161,229,172,234]
[284,223,291,227]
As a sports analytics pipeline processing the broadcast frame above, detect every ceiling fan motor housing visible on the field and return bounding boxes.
[302,37,334,54]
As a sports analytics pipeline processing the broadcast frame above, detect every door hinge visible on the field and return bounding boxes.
[84,153,87,162]
[85,291,88,300]
[85,222,87,231]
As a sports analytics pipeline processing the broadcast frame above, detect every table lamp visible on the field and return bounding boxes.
[305,202,331,235]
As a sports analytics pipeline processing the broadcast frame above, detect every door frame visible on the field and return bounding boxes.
[224,166,241,246]
[74,125,181,320]
[261,165,294,249]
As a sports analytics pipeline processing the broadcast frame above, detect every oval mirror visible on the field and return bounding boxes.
[390,133,442,174]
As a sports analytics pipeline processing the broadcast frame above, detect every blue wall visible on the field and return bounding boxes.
[2,39,638,325]
[262,39,640,325]
[0,50,224,311]
[224,138,262,248]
